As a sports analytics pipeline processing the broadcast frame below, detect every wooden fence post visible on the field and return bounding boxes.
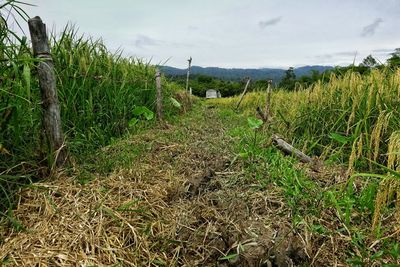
[236,77,251,109]
[185,57,192,92]
[264,80,272,121]
[155,68,163,121]
[28,16,67,168]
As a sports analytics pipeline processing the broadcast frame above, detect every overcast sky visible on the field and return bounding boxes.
[19,0,400,69]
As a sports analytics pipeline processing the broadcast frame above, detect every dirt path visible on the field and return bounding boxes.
[1,103,314,266]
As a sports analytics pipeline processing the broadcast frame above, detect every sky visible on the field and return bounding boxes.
[16,0,400,69]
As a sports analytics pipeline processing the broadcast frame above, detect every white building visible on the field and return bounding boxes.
[206,89,221,99]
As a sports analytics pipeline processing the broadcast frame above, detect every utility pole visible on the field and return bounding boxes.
[185,56,192,92]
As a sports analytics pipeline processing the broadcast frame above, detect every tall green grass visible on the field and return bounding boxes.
[1,3,181,212]
[1,0,36,212]
[52,27,158,152]
[1,26,161,168]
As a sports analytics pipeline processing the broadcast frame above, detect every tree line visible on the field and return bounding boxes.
[167,74,245,97]
[279,48,400,90]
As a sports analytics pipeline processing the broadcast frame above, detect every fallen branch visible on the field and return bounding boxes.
[272,134,312,163]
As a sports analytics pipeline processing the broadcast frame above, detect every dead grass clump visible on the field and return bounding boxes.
[0,167,189,266]
[174,91,193,113]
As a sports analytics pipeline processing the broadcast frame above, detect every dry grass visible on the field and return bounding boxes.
[0,105,298,266]
[2,103,396,266]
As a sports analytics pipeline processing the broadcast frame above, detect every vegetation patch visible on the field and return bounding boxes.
[1,2,400,266]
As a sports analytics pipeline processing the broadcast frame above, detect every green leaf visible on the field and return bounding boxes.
[143,110,154,120]
[152,259,166,266]
[329,132,352,144]
[132,106,146,116]
[247,117,263,130]
[0,210,26,232]
[371,250,384,260]
[239,152,249,159]
[117,200,140,211]
[128,118,138,127]
[218,253,238,261]
[132,106,154,120]
[389,242,399,259]
[311,224,328,234]
[170,97,182,109]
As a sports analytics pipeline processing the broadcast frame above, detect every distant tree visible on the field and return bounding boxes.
[285,67,296,80]
[279,67,296,90]
[387,48,400,68]
[197,75,213,83]
[167,74,244,97]
[297,75,312,87]
[310,70,320,81]
[361,55,378,68]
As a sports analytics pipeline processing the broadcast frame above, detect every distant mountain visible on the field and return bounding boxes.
[161,65,333,82]
[293,65,334,77]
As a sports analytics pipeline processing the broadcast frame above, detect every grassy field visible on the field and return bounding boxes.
[1,100,399,265]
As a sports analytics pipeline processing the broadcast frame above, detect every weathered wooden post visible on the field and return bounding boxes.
[28,16,67,168]
[155,68,163,121]
[185,57,192,92]
[264,80,272,121]
[236,77,251,109]
[188,86,193,106]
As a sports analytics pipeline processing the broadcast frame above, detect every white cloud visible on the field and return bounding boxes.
[19,0,400,68]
